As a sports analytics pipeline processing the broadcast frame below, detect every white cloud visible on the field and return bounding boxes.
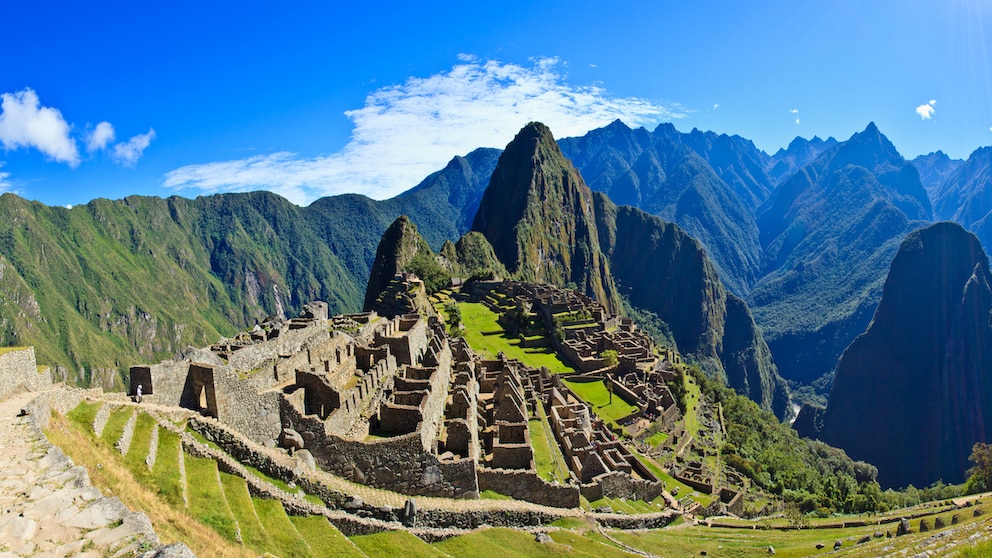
[790,108,799,114]
[0,162,13,193]
[916,99,937,120]
[713,103,720,110]
[795,118,801,125]
[163,57,684,205]
[86,121,115,152]
[0,89,80,166]
[112,128,155,167]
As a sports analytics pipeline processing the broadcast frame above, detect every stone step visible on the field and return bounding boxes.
[115,409,139,455]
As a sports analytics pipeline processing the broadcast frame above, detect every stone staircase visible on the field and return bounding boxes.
[0,391,161,557]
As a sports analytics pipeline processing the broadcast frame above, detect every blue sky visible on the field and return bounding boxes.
[2,1,991,206]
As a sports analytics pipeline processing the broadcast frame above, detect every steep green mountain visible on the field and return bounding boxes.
[363,215,447,316]
[442,232,508,280]
[665,125,774,212]
[558,120,763,296]
[595,194,789,417]
[818,222,992,488]
[472,122,621,313]
[0,192,361,387]
[304,148,501,290]
[0,147,497,387]
[473,122,789,416]
[932,147,992,252]
[913,150,963,201]
[766,136,838,186]
[750,123,933,385]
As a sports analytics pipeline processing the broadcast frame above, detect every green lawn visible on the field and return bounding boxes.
[184,454,238,540]
[151,428,184,506]
[291,516,366,557]
[529,407,571,483]
[433,526,606,557]
[99,408,133,446]
[562,379,638,428]
[459,303,574,373]
[220,472,272,552]
[252,497,314,557]
[683,373,701,439]
[351,530,445,558]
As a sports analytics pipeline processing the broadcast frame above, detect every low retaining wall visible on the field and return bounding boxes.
[477,468,579,508]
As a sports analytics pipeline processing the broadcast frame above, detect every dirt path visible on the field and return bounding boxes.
[0,391,160,557]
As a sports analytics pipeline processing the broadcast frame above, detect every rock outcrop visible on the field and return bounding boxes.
[819,222,992,487]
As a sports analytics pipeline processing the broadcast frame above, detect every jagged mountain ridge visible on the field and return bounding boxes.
[818,222,992,488]
[472,122,789,416]
[913,150,964,200]
[749,122,933,385]
[558,120,766,297]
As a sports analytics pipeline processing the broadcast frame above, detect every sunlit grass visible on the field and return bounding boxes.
[561,379,637,428]
[46,410,252,557]
[459,302,574,373]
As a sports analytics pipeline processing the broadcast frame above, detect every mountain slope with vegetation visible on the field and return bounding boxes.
[471,122,789,416]
[559,120,764,296]
[750,123,933,385]
[818,222,992,488]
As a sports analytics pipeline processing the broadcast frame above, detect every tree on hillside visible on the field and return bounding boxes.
[967,442,992,494]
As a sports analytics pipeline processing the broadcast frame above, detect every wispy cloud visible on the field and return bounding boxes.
[86,121,115,152]
[0,162,13,193]
[790,108,800,124]
[163,57,684,205]
[112,129,156,167]
[0,89,80,166]
[916,99,936,120]
[713,103,720,110]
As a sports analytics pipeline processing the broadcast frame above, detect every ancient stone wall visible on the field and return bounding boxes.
[476,468,579,508]
[0,347,51,401]
[282,398,479,498]
[225,321,329,373]
[582,471,665,502]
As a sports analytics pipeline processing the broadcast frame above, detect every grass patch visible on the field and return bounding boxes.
[99,408,133,446]
[185,425,222,451]
[45,410,252,557]
[434,527,602,557]
[252,497,314,557]
[66,400,101,432]
[547,530,640,557]
[683,373,701,439]
[219,472,271,552]
[561,379,637,427]
[351,530,445,557]
[529,407,570,483]
[291,515,366,557]
[644,431,668,447]
[123,412,157,472]
[185,454,238,540]
[151,428,184,506]
[459,303,574,373]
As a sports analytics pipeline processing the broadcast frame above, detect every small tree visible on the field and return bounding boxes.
[601,349,619,369]
[967,442,992,494]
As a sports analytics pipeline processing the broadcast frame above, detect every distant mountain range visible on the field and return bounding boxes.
[3,116,992,443]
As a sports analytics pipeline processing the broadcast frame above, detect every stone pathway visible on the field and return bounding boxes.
[0,391,160,557]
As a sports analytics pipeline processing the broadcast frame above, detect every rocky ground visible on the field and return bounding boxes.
[0,390,180,557]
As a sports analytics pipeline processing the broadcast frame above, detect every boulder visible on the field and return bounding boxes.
[897,518,911,536]
[280,428,304,454]
[401,499,417,527]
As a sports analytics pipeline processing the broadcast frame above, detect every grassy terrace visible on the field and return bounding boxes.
[459,302,574,373]
[561,379,637,428]
[530,405,570,483]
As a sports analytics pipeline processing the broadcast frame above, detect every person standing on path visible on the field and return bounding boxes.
[135,384,142,404]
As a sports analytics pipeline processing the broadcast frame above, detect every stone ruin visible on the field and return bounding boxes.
[127,280,729,511]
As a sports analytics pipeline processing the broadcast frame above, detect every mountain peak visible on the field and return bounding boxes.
[471,123,620,311]
[820,221,992,487]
